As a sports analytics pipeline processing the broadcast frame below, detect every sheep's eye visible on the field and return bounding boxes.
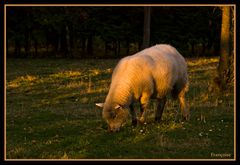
[110,111,117,119]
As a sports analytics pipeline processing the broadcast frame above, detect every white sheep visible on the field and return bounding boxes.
[96,44,189,132]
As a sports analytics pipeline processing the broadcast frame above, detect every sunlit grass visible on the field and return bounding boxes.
[6,57,234,159]
[187,57,219,67]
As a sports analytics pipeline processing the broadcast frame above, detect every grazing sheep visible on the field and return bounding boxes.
[96,44,189,132]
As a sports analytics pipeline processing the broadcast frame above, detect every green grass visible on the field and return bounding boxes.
[6,57,234,159]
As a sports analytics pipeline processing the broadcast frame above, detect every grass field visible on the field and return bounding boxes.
[5,57,235,160]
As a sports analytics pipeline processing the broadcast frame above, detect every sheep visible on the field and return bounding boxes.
[96,44,189,132]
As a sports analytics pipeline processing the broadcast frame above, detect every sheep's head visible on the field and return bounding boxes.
[96,103,129,132]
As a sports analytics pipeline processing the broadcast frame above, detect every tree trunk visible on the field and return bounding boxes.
[14,38,21,57]
[65,25,72,57]
[126,39,129,55]
[57,34,61,55]
[113,40,117,56]
[141,6,151,49]
[201,43,206,55]
[81,35,86,57]
[33,38,38,57]
[87,33,93,56]
[24,31,29,57]
[105,41,108,56]
[59,26,69,58]
[216,6,233,91]
[190,41,195,56]
[117,40,121,56]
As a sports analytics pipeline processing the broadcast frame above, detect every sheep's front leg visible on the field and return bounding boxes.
[139,95,150,124]
[129,104,137,126]
[155,97,167,122]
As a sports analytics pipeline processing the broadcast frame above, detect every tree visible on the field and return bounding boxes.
[6,6,223,59]
[64,7,72,58]
[141,6,151,49]
[215,6,234,91]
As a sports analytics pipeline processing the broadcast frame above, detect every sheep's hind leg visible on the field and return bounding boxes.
[178,86,190,120]
[155,97,167,123]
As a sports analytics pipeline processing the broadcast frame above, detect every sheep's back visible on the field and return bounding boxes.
[108,44,188,103]
[137,44,188,97]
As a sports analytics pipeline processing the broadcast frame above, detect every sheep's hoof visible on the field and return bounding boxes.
[183,114,190,121]
[137,117,146,125]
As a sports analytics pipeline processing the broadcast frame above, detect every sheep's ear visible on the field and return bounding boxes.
[114,105,121,110]
[95,103,104,108]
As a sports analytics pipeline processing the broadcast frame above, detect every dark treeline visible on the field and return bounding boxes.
[7,6,222,58]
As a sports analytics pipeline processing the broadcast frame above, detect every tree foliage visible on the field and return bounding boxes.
[7,6,222,58]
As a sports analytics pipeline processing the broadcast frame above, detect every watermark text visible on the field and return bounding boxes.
[211,152,231,158]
